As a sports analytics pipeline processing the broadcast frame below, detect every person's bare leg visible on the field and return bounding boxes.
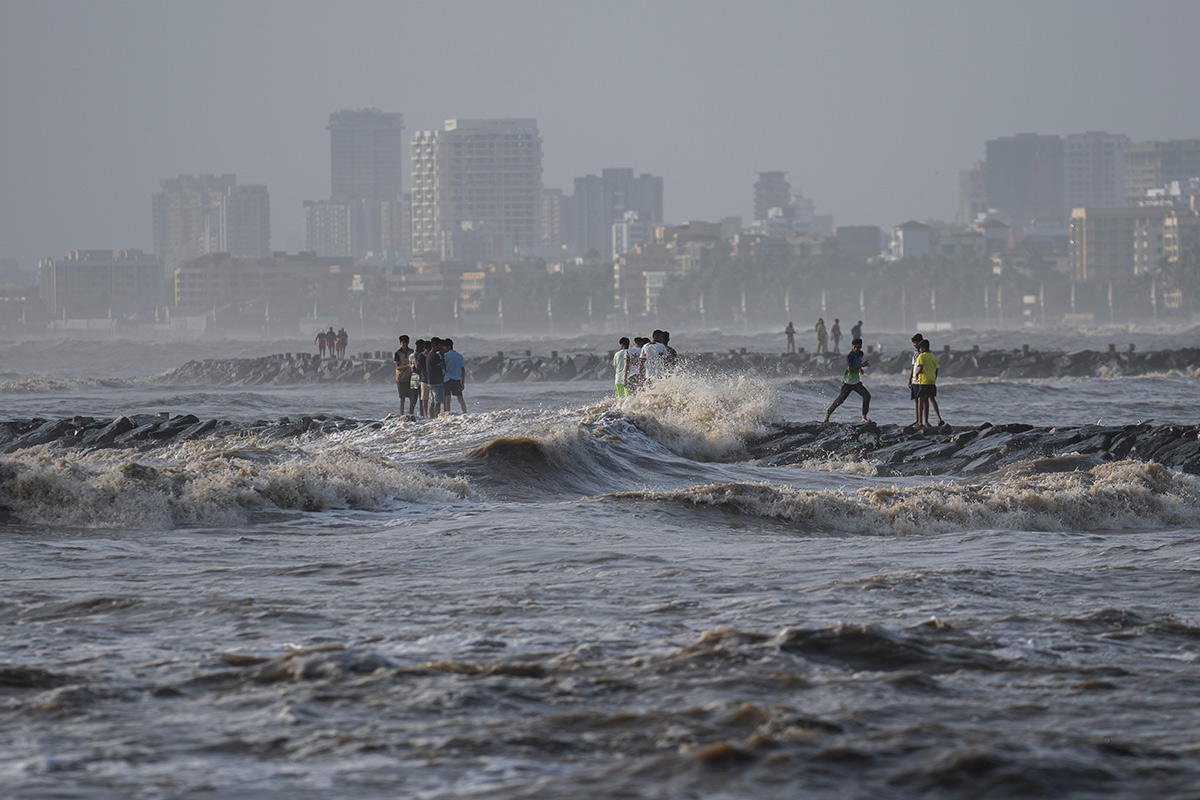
[931,397,944,425]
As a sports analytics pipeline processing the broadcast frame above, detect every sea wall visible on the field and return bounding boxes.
[3,413,1199,477]
[159,345,1200,387]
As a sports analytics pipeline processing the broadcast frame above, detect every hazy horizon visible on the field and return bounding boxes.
[3,0,1199,272]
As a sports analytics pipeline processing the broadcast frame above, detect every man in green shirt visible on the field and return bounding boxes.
[823,338,871,423]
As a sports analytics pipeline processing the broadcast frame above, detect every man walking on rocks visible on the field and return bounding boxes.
[823,338,871,423]
[831,319,842,352]
[815,318,828,355]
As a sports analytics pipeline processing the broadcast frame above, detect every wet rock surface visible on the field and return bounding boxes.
[747,420,1200,476]
[158,345,1200,387]
[0,414,366,454]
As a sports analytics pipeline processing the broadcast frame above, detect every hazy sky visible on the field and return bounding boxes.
[3,0,1199,270]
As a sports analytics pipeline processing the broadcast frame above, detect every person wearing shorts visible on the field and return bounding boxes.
[915,338,942,427]
[613,337,631,398]
[393,335,414,415]
[441,338,467,414]
[426,337,445,417]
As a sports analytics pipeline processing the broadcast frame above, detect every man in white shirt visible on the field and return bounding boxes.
[642,330,669,380]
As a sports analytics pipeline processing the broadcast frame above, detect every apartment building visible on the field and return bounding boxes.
[411,119,544,261]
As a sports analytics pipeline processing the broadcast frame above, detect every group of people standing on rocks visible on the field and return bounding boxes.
[785,319,862,355]
[822,330,943,428]
[612,330,677,397]
[314,327,349,359]
[392,335,467,419]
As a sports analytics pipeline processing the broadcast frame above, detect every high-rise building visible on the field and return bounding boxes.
[411,119,544,260]
[328,109,406,259]
[153,175,270,277]
[304,200,353,258]
[1124,139,1200,205]
[754,172,792,221]
[985,134,1065,224]
[1065,132,1129,211]
[958,161,987,225]
[221,185,271,260]
[541,188,575,252]
[573,168,664,257]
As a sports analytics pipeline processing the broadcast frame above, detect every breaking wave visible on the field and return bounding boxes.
[0,439,469,528]
[597,460,1200,534]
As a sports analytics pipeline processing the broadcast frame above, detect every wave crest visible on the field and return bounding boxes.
[0,441,469,528]
[599,460,1200,534]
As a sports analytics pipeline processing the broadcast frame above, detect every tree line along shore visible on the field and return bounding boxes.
[158,344,1200,387]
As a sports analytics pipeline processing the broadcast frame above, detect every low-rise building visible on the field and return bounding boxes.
[38,249,164,320]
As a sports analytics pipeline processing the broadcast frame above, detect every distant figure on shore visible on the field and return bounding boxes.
[315,329,327,358]
[393,335,414,416]
[336,328,348,359]
[914,338,943,427]
[325,327,337,358]
[815,318,828,355]
[784,321,796,353]
[851,320,863,341]
[831,319,842,352]
[823,338,871,423]
[613,337,631,398]
[441,338,467,414]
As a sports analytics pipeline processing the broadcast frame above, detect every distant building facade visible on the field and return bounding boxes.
[574,168,664,257]
[173,251,348,312]
[153,175,270,277]
[541,188,575,252]
[327,109,406,259]
[411,118,544,260]
[985,134,1065,224]
[303,200,353,258]
[1068,207,1171,282]
[1065,132,1129,211]
[1125,139,1200,205]
[38,249,164,319]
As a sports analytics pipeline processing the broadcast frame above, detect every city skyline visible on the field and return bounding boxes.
[3,0,1200,271]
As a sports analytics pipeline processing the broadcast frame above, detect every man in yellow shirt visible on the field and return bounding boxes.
[914,339,943,427]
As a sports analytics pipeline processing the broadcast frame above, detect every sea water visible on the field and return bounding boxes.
[2,328,1200,798]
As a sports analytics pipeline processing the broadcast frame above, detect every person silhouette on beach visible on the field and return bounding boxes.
[784,321,796,353]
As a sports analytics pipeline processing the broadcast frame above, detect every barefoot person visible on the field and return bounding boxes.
[441,338,467,414]
[914,338,943,427]
[613,337,631,398]
[823,338,871,423]
[393,335,414,415]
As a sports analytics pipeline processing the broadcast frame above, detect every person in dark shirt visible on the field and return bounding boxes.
[393,335,413,416]
[425,337,446,418]
[823,338,871,423]
[415,340,430,417]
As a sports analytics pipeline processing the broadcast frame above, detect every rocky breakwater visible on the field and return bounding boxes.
[160,345,1200,387]
[0,413,368,454]
[747,420,1200,476]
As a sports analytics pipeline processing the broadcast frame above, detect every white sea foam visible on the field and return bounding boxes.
[601,368,778,461]
[0,375,151,393]
[602,460,1200,534]
[0,438,469,529]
